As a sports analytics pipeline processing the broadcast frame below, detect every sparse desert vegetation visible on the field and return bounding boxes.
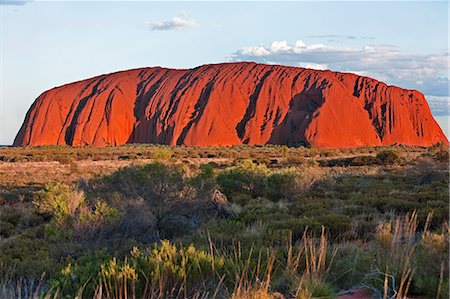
[0,144,448,298]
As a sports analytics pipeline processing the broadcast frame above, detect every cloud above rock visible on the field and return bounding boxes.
[229,39,449,115]
[145,16,197,31]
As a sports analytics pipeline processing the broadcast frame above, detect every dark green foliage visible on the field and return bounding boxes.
[0,206,22,226]
[50,250,112,297]
[266,169,300,201]
[189,163,216,195]
[376,149,402,165]
[412,230,449,298]
[216,160,268,199]
[0,206,23,237]
[0,228,63,278]
[329,243,372,289]
[321,155,379,167]
[350,155,379,166]
[0,221,15,237]
[314,214,352,237]
[100,162,186,203]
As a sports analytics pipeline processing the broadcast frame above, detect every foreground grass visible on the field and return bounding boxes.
[0,144,448,298]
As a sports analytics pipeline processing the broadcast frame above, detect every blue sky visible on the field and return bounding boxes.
[1,0,448,145]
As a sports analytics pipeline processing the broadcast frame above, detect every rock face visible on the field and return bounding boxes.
[14,62,448,148]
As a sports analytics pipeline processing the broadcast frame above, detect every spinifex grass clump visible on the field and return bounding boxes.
[367,211,419,299]
[295,230,336,298]
[0,272,59,299]
[362,211,448,299]
[49,227,337,298]
[227,248,275,299]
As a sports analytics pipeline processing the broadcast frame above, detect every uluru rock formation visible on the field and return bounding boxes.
[14,62,448,148]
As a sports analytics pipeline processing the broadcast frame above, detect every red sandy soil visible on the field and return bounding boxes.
[14,62,447,148]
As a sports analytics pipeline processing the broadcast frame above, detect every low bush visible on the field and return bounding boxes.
[376,149,402,165]
[0,221,15,238]
[34,182,119,239]
[54,240,222,298]
[413,228,449,298]
[189,163,216,196]
[286,155,308,166]
[329,242,372,290]
[34,182,86,226]
[266,169,301,201]
[216,160,268,199]
[50,250,112,297]
[99,162,187,204]
[0,228,62,278]
[430,142,449,163]
[152,148,173,160]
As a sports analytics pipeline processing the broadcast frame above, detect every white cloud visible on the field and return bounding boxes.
[298,63,328,70]
[145,16,197,31]
[230,40,449,104]
[295,40,306,48]
[0,0,32,5]
[240,46,270,57]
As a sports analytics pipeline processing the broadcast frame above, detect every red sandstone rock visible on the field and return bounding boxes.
[14,62,448,148]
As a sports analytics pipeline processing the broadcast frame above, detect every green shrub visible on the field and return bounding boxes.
[351,155,379,166]
[152,148,173,160]
[0,207,23,226]
[34,183,86,226]
[79,200,120,226]
[323,156,378,167]
[329,243,372,289]
[102,162,186,203]
[34,183,119,239]
[376,150,402,165]
[50,250,112,297]
[413,230,449,298]
[189,164,216,195]
[0,229,62,278]
[266,169,300,201]
[0,221,15,238]
[430,142,449,163]
[216,160,269,199]
[316,214,352,237]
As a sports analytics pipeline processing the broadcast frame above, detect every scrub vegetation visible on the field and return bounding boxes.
[0,144,448,298]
